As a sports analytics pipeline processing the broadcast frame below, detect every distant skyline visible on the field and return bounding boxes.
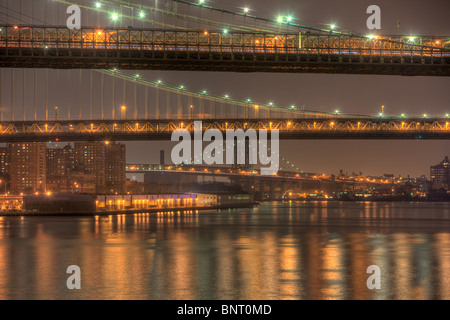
[1,0,450,178]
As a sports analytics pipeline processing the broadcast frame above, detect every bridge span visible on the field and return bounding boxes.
[1,26,449,76]
[0,117,450,142]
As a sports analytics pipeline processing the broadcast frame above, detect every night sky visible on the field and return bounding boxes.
[1,0,450,178]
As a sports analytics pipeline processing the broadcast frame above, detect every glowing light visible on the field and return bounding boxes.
[139,10,146,18]
[111,12,119,21]
[335,109,339,114]
[244,7,249,14]
[95,2,102,8]
[286,16,293,23]
[199,0,205,4]
[202,90,207,94]
[409,37,415,42]
[446,114,449,118]
[277,16,283,23]
[330,24,336,30]
[290,105,296,109]
[401,113,406,117]
[223,29,228,34]
[423,114,428,118]
[179,85,184,90]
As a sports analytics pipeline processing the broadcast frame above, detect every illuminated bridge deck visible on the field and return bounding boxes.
[1,26,450,76]
[1,118,450,142]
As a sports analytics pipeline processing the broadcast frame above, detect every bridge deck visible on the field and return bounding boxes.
[0,118,449,142]
[1,26,449,76]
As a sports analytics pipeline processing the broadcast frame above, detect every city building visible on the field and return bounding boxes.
[0,146,10,193]
[0,146,10,175]
[74,141,126,194]
[430,156,450,189]
[74,142,106,193]
[105,142,126,194]
[46,144,75,193]
[9,142,46,194]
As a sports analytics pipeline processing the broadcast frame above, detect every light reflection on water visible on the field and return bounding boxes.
[1,201,450,300]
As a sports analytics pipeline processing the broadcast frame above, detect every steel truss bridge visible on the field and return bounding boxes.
[1,26,450,76]
[1,117,450,142]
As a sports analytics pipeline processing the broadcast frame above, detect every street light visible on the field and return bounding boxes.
[121,106,127,120]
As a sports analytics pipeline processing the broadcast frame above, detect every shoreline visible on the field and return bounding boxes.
[0,202,260,217]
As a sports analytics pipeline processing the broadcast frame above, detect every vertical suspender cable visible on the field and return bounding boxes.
[68,70,71,120]
[22,69,25,121]
[90,71,93,120]
[56,69,59,113]
[45,69,48,121]
[155,89,160,119]
[134,80,137,120]
[79,70,82,120]
[0,69,2,121]
[112,76,116,120]
[11,69,14,121]
[166,91,170,119]
[101,73,104,120]
[145,86,149,120]
[34,69,37,121]
[177,92,182,119]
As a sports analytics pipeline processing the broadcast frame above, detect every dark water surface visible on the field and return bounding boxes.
[1,201,450,300]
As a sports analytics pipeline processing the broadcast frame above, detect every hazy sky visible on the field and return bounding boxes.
[1,0,450,178]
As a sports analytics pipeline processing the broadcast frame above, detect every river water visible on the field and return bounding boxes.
[1,201,450,300]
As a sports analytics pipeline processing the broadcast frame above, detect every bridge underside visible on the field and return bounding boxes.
[1,131,450,143]
[1,48,449,77]
[0,119,449,142]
